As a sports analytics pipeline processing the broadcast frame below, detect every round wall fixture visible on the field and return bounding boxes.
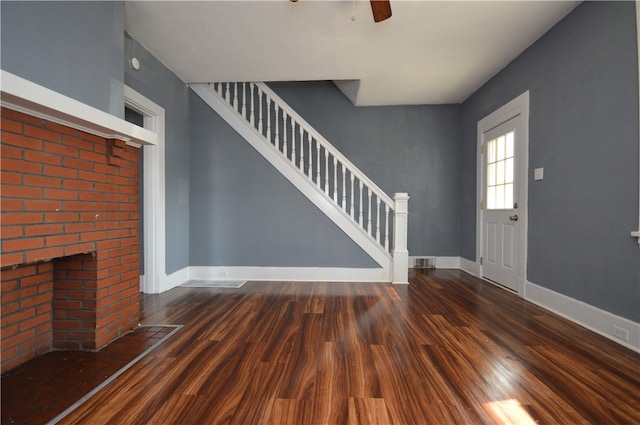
[131,57,140,70]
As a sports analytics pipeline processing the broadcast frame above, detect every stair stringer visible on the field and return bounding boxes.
[190,83,392,270]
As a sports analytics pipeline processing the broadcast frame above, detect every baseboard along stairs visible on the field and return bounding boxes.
[190,82,409,284]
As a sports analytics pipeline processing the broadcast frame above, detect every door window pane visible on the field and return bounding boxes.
[486,131,515,210]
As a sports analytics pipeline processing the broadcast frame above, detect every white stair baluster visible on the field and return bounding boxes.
[316,141,321,188]
[225,83,230,104]
[258,90,263,133]
[376,197,381,243]
[233,82,239,110]
[350,173,355,218]
[266,96,271,142]
[242,83,247,119]
[274,105,280,149]
[291,119,296,165]
[341,166,347,209]
[300,128,305,172]
[282,112,288,156]
[333,157,338,201]
[367,187,372,232]
[358,180,363,225]
[250,83,255,127]
[324,151,330,195]
[384,204,390,251]
[306,131,312,177]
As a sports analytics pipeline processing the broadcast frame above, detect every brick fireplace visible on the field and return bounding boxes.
[1,107,141,373]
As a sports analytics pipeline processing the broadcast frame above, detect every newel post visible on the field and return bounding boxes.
[392,192,410,284]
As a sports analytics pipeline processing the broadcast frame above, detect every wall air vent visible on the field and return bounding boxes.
[413,257,436,269]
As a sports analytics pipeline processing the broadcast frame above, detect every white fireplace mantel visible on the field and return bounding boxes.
[0,70,156,147]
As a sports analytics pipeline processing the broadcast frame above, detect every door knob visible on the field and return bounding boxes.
[509,214,519,221]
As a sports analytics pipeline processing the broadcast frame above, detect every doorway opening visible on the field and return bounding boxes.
[124,86,166,294]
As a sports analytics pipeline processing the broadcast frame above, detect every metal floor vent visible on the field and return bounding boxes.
[413,257,436,269]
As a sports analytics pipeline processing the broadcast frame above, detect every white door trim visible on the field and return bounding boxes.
[633,1,640,244]
[476,91,529,296]
[124,86,166,294]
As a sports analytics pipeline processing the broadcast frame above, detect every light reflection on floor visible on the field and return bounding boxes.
[486,399,538,425]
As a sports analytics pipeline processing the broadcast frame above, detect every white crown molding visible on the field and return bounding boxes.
[0,70,156,146]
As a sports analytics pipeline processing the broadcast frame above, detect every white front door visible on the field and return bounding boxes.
[477,92,529,295]
[481,118,519,290]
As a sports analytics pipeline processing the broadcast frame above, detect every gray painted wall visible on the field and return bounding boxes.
[124,34,191,275]
[1,1,124,117]
[461,1,640,322]
[189,92,378,268]
[268,82,462,257]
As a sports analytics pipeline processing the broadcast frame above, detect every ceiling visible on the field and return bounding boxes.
[124,0,580,106]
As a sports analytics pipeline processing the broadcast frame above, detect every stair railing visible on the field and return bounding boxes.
[205,82,409,282]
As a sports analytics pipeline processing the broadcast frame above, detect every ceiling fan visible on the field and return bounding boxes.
[289,0,392,23]
[370,0,392,23]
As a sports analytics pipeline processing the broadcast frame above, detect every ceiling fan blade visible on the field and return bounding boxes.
[370,0,392,23]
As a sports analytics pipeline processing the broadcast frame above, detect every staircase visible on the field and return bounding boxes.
[190,82,409,283]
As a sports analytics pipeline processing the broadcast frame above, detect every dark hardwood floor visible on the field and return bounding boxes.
[57,269,640,424]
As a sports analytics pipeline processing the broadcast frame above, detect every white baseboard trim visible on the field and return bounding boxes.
[525,280,640,353]
[164,267,188,293]
[408,256,460,269]
[435,256,639,352]
[435,256,460,269]
[459,257,480,276]
[160,266,390,292]
[190,266,390,283]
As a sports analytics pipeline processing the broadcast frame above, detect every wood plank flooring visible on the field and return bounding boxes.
[57,269,640,424]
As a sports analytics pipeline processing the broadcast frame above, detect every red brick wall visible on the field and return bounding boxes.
[1,262,54,372]
[1,107,141,372]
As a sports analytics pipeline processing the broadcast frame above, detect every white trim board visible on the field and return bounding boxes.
[408,256,460,269]
[165,267,190,292]
[124,86,166,295]
[635,2,640,244]
[459,257,481,277]
[164,266,390,291]
[631,0,640,245]
[191,266,390,283]
[0,70,156,146]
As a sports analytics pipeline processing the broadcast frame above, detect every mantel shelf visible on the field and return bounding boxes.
[0,70,156,146]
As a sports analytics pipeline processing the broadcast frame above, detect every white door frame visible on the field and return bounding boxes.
[124,86,166,294]
[476,91,529,296]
